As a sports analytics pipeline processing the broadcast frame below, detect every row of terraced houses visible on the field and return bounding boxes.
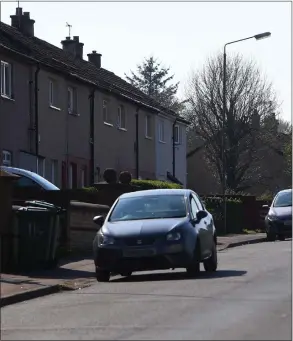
[0,7,189,189]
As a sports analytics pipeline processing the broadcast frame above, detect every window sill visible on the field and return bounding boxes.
[118,127,127,132]
[1,95,14,102]
[159,140,166,144]
[49,105,61,111]
[69,111,80,117]
[145,136,152,140]
[104,122,113,127]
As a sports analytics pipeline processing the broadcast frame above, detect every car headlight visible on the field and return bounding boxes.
[268,215,278,221]
[98,233,115,246]
[166,231,181,241]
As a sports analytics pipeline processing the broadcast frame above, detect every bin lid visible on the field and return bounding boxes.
[24,200,62,211]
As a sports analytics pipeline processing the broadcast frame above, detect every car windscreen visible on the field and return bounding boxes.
[108,194,187,222]
[273,191,292,207]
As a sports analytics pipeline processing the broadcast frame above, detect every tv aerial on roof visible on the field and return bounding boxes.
[66,22,72,38]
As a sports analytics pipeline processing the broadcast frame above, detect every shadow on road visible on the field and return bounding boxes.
[111,269,247,283]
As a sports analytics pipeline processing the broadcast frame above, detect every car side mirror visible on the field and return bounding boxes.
[262,205,269,209]
[196,210,208,221]
[93,215,104,226]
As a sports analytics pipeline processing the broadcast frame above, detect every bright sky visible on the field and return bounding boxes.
[1,1,291,121]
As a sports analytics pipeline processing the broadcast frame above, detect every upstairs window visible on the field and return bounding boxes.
[1,61,12,98]
[49,79,58,108]
[117,105,126,129]
[159,120,165,142]
[174,125,180,144]
[103,100,111,124]
[68,86,77,114]
[145,115,152,138]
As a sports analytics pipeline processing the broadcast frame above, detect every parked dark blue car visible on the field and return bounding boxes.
[264,189,292,241]
[93,189,217,282]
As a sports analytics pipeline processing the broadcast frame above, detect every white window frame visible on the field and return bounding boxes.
[174,125,180,144]
[67,86,74,114]
[49,79,59,108]
[1,61,12,98]
[145,115,152,138]
[103,99,111,124]
[117,105,126,130]
[2,150,12,166]
[159,120,165,142]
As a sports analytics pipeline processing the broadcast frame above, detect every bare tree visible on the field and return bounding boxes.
[184,53,279,192]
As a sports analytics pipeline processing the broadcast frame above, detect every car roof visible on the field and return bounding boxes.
[0,166,60,190]
[119,188,191,199]
[276,189,292,196]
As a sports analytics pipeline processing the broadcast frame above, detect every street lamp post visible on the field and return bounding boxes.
[222,32,271,234]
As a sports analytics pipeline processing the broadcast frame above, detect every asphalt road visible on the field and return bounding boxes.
[1,241,292,340]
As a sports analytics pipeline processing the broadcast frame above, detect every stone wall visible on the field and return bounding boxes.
[69,201,110,251]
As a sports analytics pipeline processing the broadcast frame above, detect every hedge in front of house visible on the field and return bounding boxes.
[131,179,182,190]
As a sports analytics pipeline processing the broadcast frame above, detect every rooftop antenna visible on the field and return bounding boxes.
[16,0,21,29]
[66,22,72,38]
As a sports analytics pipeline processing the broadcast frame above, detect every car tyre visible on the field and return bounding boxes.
[186,241,200,277]
[203,240,217,272]
[120,271,133,277]
[267,232,276,241]
[96,269,110,282]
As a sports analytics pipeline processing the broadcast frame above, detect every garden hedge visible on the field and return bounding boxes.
[131,179,182,190]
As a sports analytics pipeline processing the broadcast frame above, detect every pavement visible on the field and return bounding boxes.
[1,240,291,340]
[0,233,266,308]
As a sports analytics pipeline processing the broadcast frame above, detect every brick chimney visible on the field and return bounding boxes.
[10,7,35,37]
[87,51,102,68]
[61,36,84,59]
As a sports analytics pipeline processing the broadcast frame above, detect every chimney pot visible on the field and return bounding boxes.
[87,51,102,68]
[61,36,84,59]
[11,7,35,37]
[16,7,22,15]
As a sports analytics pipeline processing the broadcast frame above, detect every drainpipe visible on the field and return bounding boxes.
[89,88,95,185]
[135,107,139,179]
[172,118,178,177]
[34,64,40,173]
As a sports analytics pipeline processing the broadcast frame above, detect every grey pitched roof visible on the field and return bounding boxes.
[0,21,189,125]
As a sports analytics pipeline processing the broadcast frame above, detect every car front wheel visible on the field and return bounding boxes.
[96,269,110,282]
[267,232,276,241]
[186,242,200,277]
[203,240,217,272]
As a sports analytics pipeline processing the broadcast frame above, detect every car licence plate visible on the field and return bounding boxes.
[123,248,156,258]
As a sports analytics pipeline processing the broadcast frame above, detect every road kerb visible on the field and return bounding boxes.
[1,284,61,308]
[225,237,267,250]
